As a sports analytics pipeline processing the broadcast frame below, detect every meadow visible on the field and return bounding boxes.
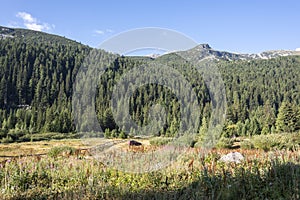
[0,136,299,200]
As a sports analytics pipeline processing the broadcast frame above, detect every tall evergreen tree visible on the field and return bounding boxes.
[276,102,300,133]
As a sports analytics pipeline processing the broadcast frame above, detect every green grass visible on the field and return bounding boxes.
[0,135,299,199]
[0,147,299,199]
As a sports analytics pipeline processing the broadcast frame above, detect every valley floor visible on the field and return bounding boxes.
[0,138,299,199]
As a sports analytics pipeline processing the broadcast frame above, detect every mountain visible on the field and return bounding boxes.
[140,43,300,62]
[0,25,300,142]
[2,26,299,61]
[0,26,86,47]
[172,43,300,61]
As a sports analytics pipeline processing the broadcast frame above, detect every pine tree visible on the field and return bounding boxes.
[276,102,300,133]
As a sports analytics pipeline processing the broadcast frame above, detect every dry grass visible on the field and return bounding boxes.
[0,145,298,199]
[0,138,154,162]
[0,138,122,160]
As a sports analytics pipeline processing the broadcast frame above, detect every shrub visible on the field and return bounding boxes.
[278,133,300,151]
[215,137,234,149]
[240,139,254,149]
[47,146,76,158]
[0,130,7,139]
[104,129,111,138]
[1,136,13,143]
[251,133,300,151]
[173,134,197,147]
[18,132,79,142]
[119,131,127,139]
[19,132,59,142]
[149,137,173,146]
[2,129,28,142]
[252,135,276,151]
[111,129,117,138]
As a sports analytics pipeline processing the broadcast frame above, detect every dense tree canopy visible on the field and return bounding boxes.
[0,32,300,142]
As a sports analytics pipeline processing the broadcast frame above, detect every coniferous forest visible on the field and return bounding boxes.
[0,26,300,143]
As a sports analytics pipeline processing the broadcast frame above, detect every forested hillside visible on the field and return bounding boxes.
[0,26,300,142]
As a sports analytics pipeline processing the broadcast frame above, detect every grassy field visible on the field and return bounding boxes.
[0,137,299,199]
[0,138,101,160]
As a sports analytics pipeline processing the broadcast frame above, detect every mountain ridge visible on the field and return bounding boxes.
[165,43,300,61]
[0,25,87,47]
[1,25,300,61]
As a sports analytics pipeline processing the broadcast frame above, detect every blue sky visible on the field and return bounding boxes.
[1,0,300,53]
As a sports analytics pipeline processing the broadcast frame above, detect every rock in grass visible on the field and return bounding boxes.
[219,152,244,163]
[129,140,142,146]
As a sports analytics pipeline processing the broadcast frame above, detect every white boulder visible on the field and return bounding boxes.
[219,152,244,163]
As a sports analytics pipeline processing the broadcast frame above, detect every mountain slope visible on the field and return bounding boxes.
[162,43,300,61]
[0,26,86,47]
[0,26,300,142]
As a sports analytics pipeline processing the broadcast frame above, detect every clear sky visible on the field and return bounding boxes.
[1,0,299,53]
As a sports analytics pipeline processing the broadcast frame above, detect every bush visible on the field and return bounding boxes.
[215,137,234,149]
[252,135,278,151]
[0,130,7,139]
[240,139,254,149]
[172,134,197,148]
[138,134,198,148]
[278,133,300,151]
[18,132,79,142]
[84,132,104,138]
[149,137,173,146]
[47,146,76,158]
[111,130,117,138]
[251,133,300,151]
[119,131,127,139]
[1,136,13,143]
[0,129,29,142]
[104,129,111,138]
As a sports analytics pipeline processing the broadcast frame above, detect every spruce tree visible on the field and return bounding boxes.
[276,102,300,133]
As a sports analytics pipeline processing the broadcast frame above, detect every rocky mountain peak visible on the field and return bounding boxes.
[194,44,212,50]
